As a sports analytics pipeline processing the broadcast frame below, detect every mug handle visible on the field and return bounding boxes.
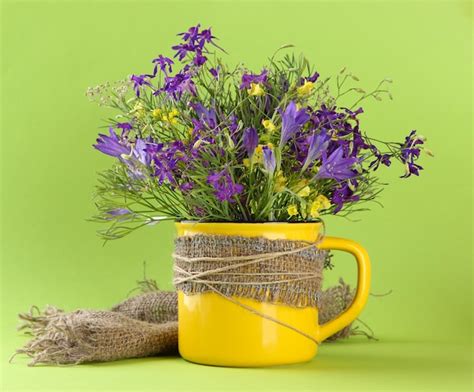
[317,236,371,342]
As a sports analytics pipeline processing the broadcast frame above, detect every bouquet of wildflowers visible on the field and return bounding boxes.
[87,24,430,240]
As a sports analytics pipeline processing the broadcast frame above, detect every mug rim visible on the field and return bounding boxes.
[177,220,322,225]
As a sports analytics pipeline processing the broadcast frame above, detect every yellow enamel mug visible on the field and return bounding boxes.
[176,222,371,367]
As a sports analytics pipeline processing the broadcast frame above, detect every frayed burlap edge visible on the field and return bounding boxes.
[11,306,178,366]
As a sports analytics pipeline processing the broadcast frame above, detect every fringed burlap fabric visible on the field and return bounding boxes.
[13,282,365,366]
[173,235,328,308]
[14,305,178,365]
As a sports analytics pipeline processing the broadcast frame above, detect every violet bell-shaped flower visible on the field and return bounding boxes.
[263,146,276,174]
[279,101,310,148]
[94,128,131,157]
[315,146,359,181]
[301,131,330,171]
[190,102,217,129]
[242,127,259,157]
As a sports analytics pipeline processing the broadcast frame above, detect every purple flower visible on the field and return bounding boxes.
[178,24,201,43]
[302,131,330,171]
[130,74,153,97]
[190,102,217,129]
[199,27,215,44]
[133,139,151,165]
[310,104,344,129]
[180,182,194,192]
[173,24,215,63]
[116,122,133,132]
[403,162,423,177]
[400,130,424,178]
[228,114,238,133]
[316,147,359,181]
[159,69,197,98]
[106,208,130,216]
[207,169,244,203]
[331,181,360,213]
[300,71,320,85]
[226,114,240,143]
[209,67,220,79]
[193,50,207,66]
[242,127,259,157]
[263,147,276,174]
[369,148,392,171]
[145,142,164,156]
[146,142,187,185]
[152,55,174,75]
[105,208,132,221]
[280,101,310,148]
[240,70,268,89]
[193,206,206,217]
[350,127,371,157]
[152,155,176,185]
[172,43,196,61]
[308,72,320,83]
[116,122,133,138]
[94,128,131,157]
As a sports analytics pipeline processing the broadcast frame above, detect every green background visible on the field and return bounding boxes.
[1,0,472,391]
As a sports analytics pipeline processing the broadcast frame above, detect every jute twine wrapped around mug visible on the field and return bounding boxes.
[173,234,329,344]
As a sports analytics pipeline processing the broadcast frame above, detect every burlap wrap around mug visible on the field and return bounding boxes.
[173,234,327,307]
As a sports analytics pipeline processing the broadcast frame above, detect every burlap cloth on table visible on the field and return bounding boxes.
[12,234,372,366]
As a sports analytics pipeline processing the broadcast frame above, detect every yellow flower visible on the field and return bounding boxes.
[274,170,287,192]
[247,83,265,96]
[154,108,180,125]
[297,185,311,198]
[243,158,250,168]
[287,204,299,217]
[152,108,162,119]
[309,195,331,218]
[262,119,276,133]
[168,109,179,122]
[309,201,321,218]
[297,80,314,96]
[315,194,331,210]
